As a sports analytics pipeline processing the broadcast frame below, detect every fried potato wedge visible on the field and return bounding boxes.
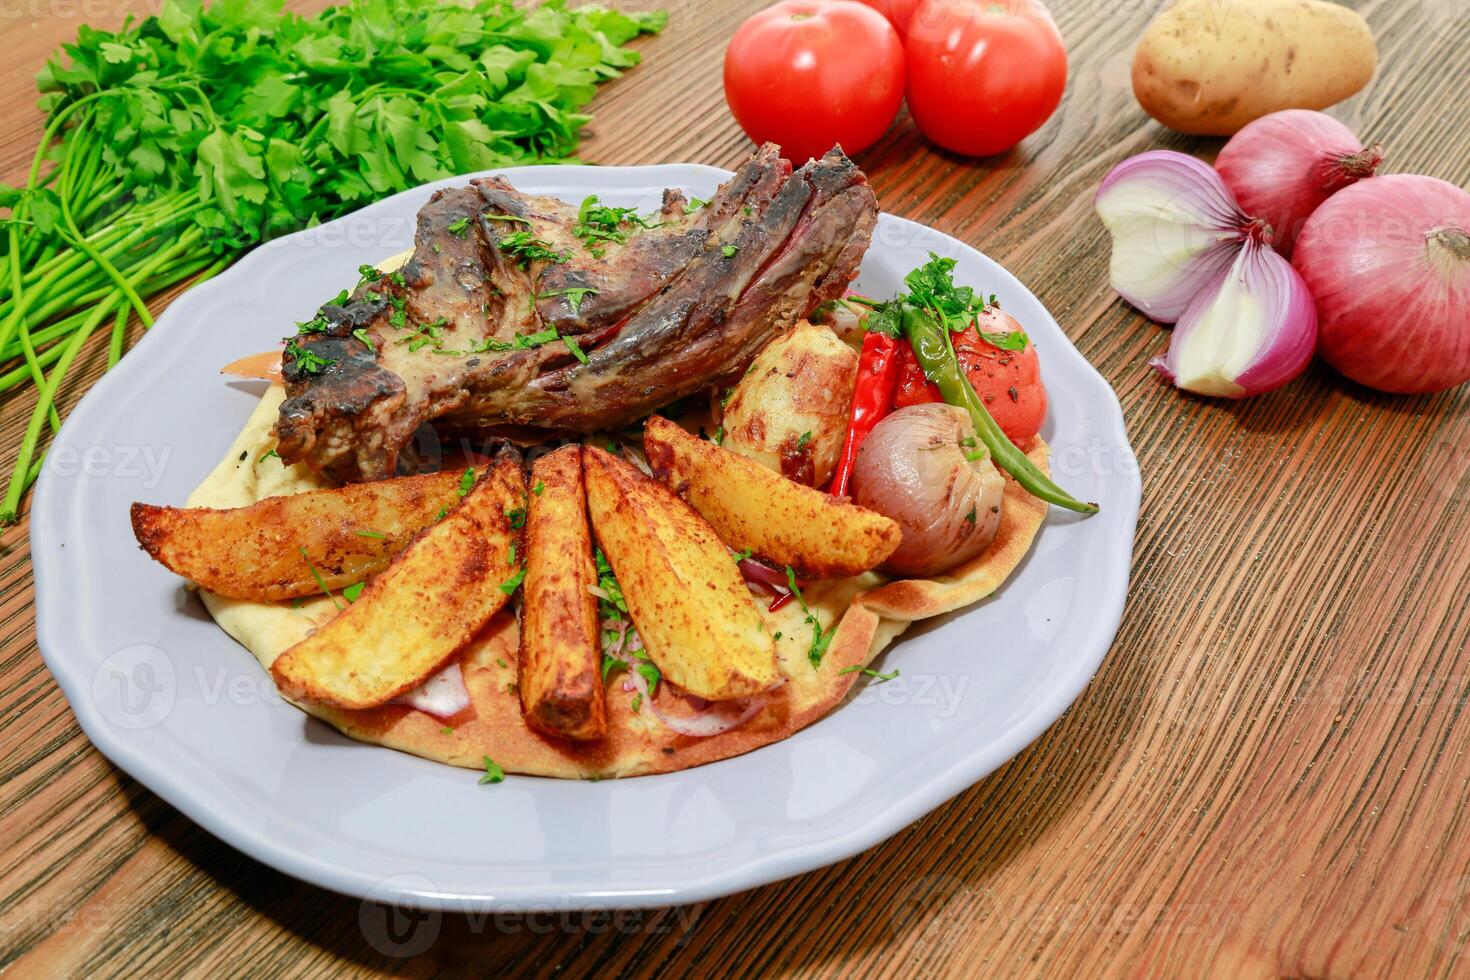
[269,458,525,710]
[583,446,777,702]
[519,445,606,741]
[131,470,464,601]
[644,415,901,579]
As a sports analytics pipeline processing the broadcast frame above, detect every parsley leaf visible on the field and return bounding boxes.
[479,756,505,785]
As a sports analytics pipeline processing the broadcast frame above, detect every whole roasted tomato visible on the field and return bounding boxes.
[723,0,905,164]
[895,309,1048,444]
[904,0,1068,157]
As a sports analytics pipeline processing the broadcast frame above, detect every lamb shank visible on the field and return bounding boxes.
[274,144,878,483]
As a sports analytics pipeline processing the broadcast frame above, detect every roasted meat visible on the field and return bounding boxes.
[275,144,878,483]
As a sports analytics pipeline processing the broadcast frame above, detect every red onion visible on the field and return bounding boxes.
[602,617,765,737]
[1150,233,1317,398]
[1095,150,1251,323]
[851,403,1004,576]
[396,662,471,719]
[1293,175,1470,394]
[1216,110,1382,259]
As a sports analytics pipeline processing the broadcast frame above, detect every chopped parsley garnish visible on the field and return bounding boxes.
[709,425,724,446]
[504,506,526,529]
[721,244,739,258]
[299,547,342,611]
[965,505,977,525]
[479,756,505,784]
[683,197,708,214]
[981,329,1028,351]
[636,662,661,696]
[498,566,527,595]
[284,339,335,375]
[446,216,471,238]
[357,265,382,285]
[531,480,545,495]
[351,328,375,353]
[964,449,987,463]
[295,314,328,334]
[386,294,408,329]
[498,230,568,266]
[838,665,900,683]
[457,467,476,497]
[388,270,407,287]
[785,566,836,669]
[343,582,365,603]
[326,288,349,307]
[440,726,454,735]
[575,195,658,249]
[796,431,812,450]
[863,253,997,338]
[257,448,280,464]
[356,528,387,539]
[563,335,590,364]
[484,213,531,225]
[594,549,627,621]
[630,693,643,713]
[507,543,517,565]
[537,286,598,315]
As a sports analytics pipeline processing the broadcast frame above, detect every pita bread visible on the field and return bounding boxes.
[190,385,1049,778]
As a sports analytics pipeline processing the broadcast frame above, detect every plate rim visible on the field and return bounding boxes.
[32,161,1140,911]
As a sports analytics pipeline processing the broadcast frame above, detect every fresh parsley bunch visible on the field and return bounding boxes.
[0,0,665,522]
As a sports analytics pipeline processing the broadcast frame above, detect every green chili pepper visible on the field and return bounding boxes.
[901,307,1098,514]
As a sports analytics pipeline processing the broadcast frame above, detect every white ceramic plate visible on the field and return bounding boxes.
[33,163,1139,912]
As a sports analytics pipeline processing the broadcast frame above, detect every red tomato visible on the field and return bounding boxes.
[854,0,927,35]
[723,0,905,164]
[904,0,1068,157]
[893,310,1048,445]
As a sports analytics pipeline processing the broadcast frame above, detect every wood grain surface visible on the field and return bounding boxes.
[4,0,1470,976]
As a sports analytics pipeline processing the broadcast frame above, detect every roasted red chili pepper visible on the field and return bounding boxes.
[829,332,900,497]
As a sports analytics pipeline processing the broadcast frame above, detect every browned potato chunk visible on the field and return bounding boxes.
[722,320,858,488]
[583,446,777,701]
[644,415,901,580]
[519,445,606,741]
[270,457,525,710]
[130,470,465,601]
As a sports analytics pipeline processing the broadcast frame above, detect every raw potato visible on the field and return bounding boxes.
[583,446,778,701]
[722,320,858,488]
[519,445,606,742]
[644,415,901,580]
[1132,0,1376,136]
[131,470,464,601]
[270,458,525,709]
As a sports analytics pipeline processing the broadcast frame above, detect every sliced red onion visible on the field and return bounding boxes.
[1150,237,1317,398]
[1095,150,1253,323]
[396,662,471,719]
[603,615,765,738]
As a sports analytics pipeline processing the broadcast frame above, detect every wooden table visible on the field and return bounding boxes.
[4,0,1469,975]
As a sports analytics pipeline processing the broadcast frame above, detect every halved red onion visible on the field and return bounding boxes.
[1095,150,1254,323]
[1150,236,1317,398]
[397,662,471,719]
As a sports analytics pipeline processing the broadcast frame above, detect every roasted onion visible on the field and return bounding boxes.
[850,403,1004,577]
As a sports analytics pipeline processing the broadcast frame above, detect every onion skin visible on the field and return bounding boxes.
[850,403,1004,577]
[1150,236,1317,398]
[1293,175,1470,394]
[1216,110,1382,258]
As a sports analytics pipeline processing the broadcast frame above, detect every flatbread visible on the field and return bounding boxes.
[190,386,1050,778]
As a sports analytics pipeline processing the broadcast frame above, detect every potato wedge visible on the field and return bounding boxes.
[269,458,525,710]
[131,470,464,601]
[519,445,606,741]
[583,446,777,701]
[644,415,901,580]
[721,320,858,488]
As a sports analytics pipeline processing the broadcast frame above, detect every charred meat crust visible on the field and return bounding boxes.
[274,144,877,482]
